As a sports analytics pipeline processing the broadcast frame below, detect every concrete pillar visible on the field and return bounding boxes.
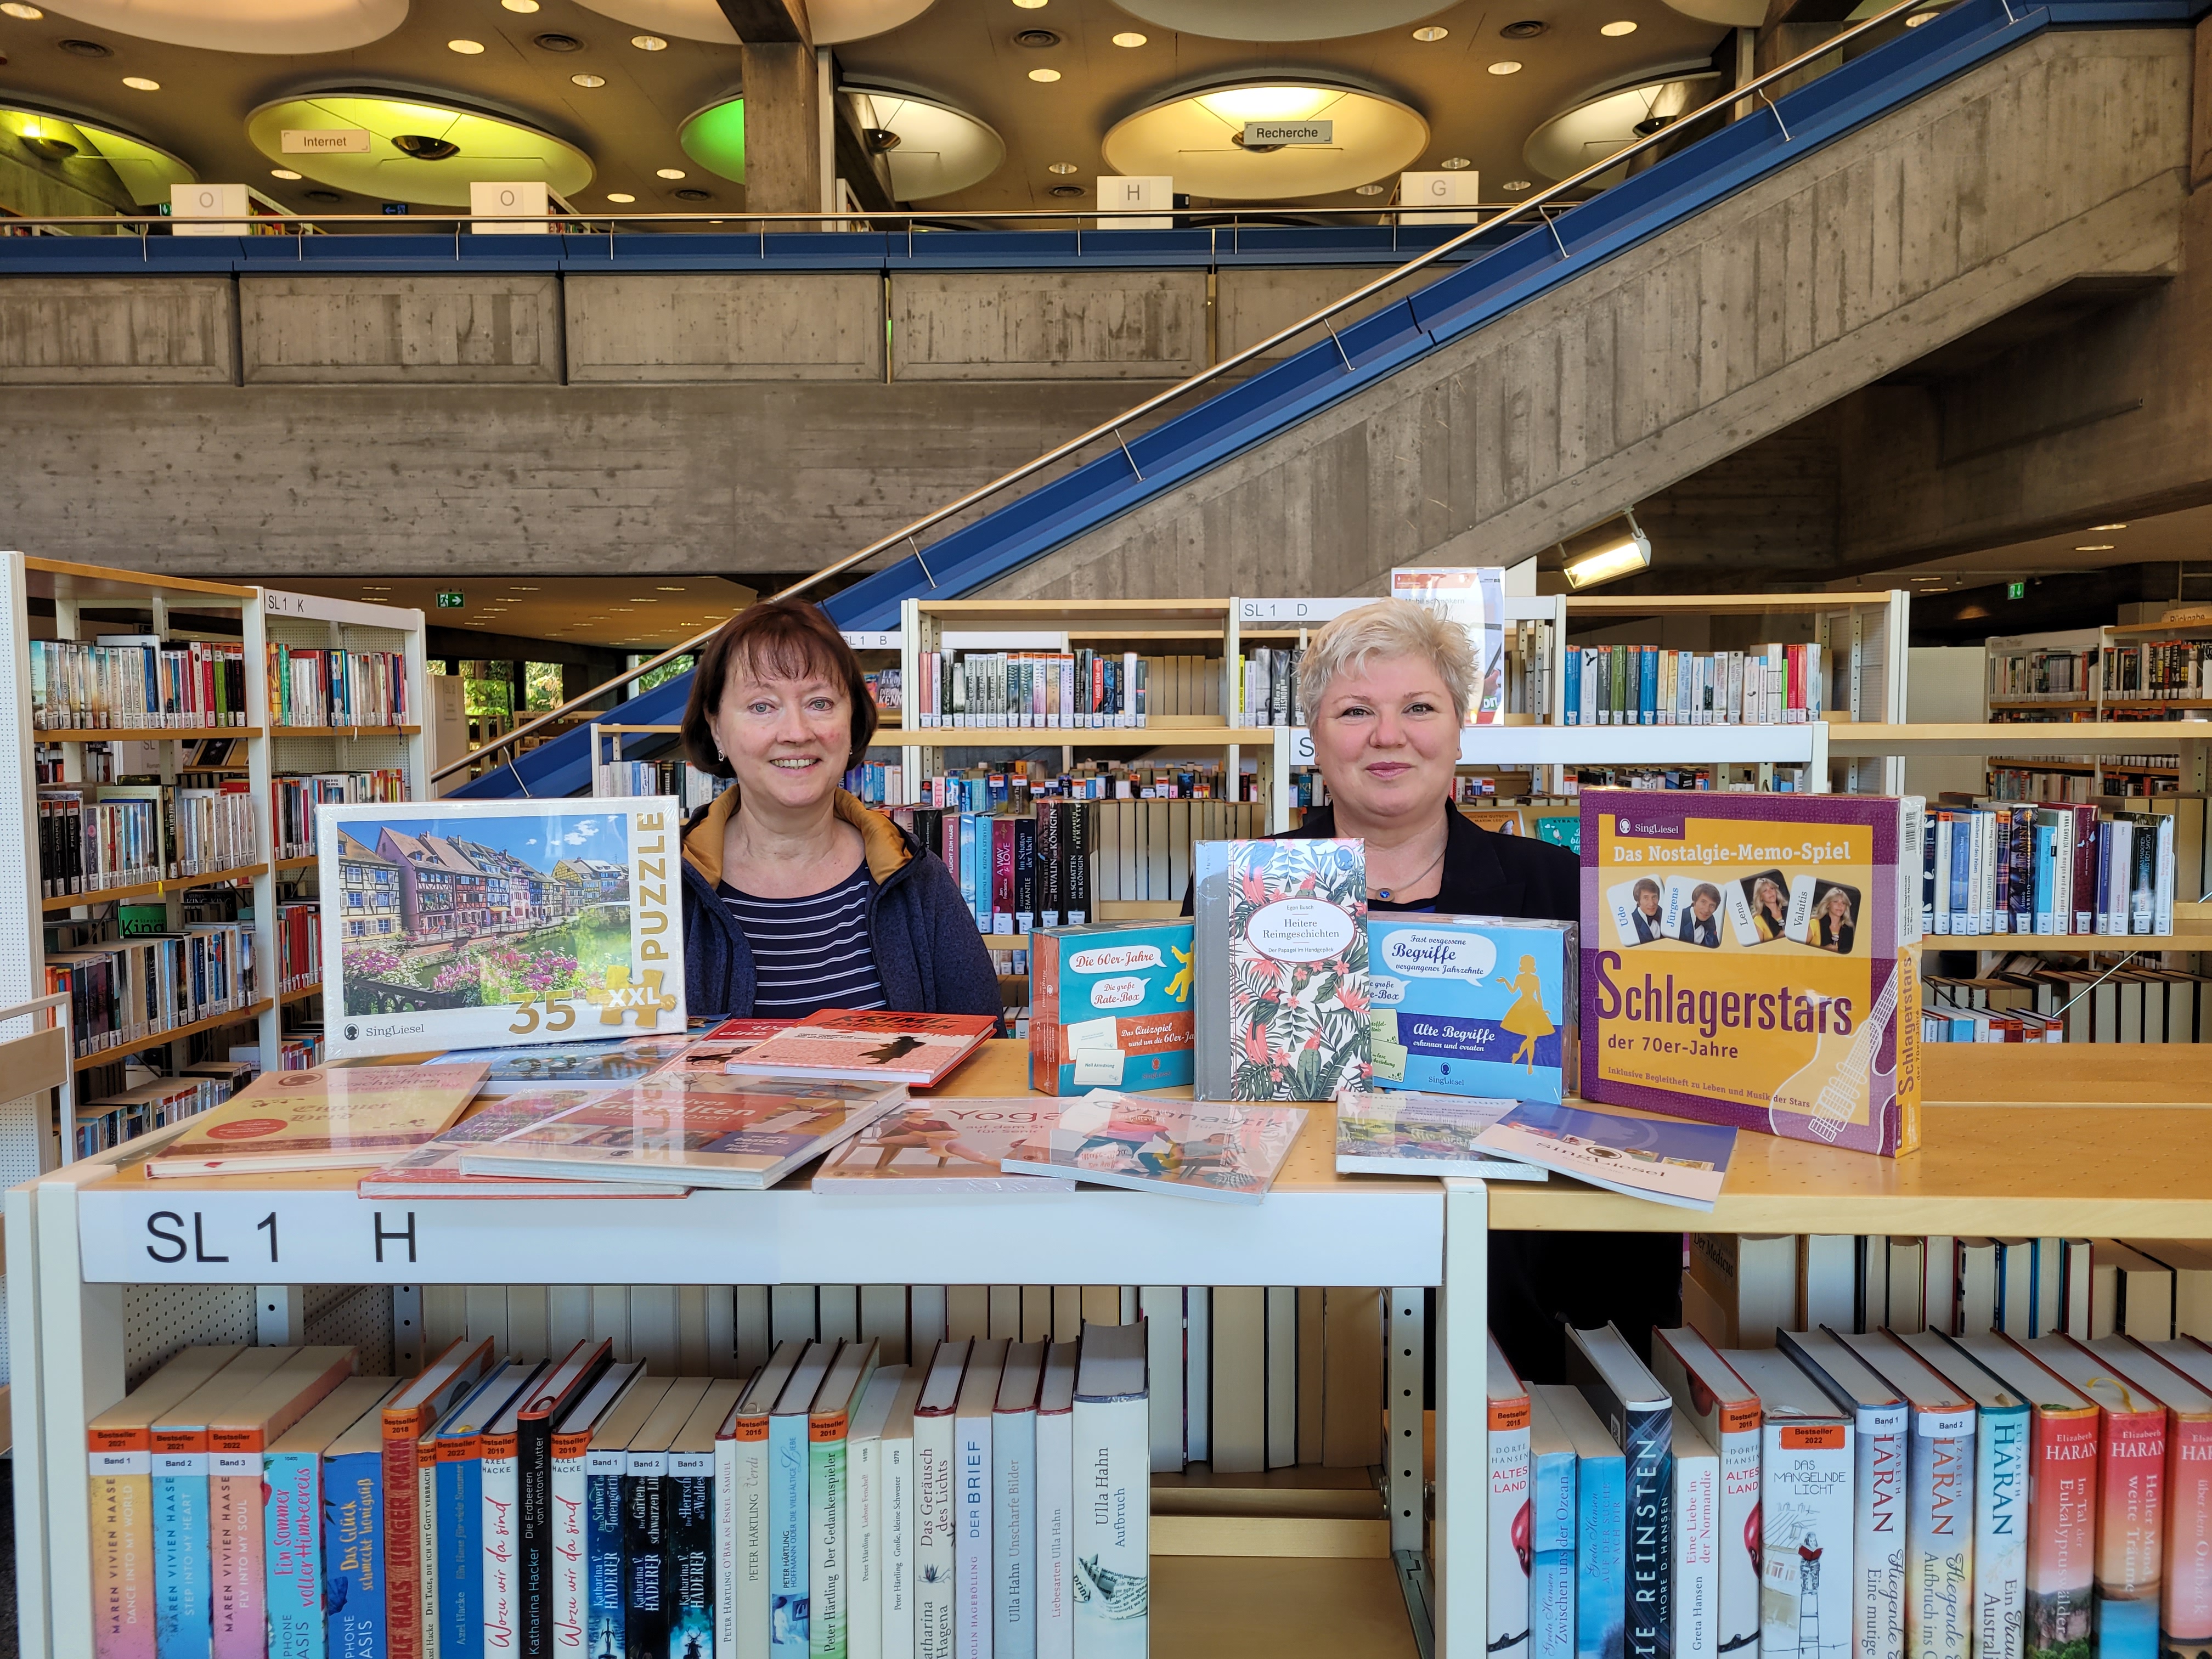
[738,42,825,215]
[2194,11,2212,189]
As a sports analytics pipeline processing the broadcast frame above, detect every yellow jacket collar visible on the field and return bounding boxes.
[682,786,912,889]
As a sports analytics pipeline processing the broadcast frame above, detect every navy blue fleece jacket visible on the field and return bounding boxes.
[680,787,1003,1026]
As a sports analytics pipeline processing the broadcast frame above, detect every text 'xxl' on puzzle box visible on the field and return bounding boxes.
[1366,914,1574,1103]
[1579,790,1922,1156]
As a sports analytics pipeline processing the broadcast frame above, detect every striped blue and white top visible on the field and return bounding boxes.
[718,862,888,1018]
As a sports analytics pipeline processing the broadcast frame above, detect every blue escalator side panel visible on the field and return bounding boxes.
[445,672,698,799]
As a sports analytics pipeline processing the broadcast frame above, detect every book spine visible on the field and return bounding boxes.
[1713,1422,1759,1659]
[1493,1396,1534,1659]
[209,1433,268,1659]
[771,1417,811,1659]
[2095,1410,2166,1659]
[1851,1405,1906,1659]
[1578,1449,1627,1659]
[583,1447,627,1659]
[1674,1442,1716,1659]
[1905,1409,1973,1659]
[666,1454,716,1659]
[623,1455,669,1659]
[433,1442,472,1659]
[738,1418,774,1659]
[850,1435,883,1659]
[1975,1408,2028,1659]
[1532,1446,1577,1659]
[385,1416,427,1659]
[1035,1408,1073,1659]
[1761,1423,1855,1659]
[957,1409,992,1659]
[89,1432,157,1659]
[1623,1406,1672,1659]
[324,1447,388,1659]
[716,1436,740,1659]
[2023,1412,2096,1659]
[915,1411,957,1659]
[995,1408,1037,1659]
[811,1424,851,1659]
[2165,1412,2212,1647]
[550,1439,590,1656]
[1070,1390,1148,1659]
[517,1418,556,1659]
[263,1449,325,1659]
[481,1431,522,1657]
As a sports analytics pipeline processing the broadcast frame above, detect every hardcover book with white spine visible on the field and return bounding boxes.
[913,1342,970,1659]
[1722,1348,1856,1659]
[847,1365,909,1659]
[1072,1321,1149,1659]
[723,1344,804,1659]
[1032,1341,1074,1659]
[1674,1414,1720,1659]
[1834,1331,1973,1659]
[1776,1329,1906,1659]
[1491,1333,1535,1659]
[1650,1327,1762,1659]
[956,1341,1010,1659]
[811,1341,884,1659]
[879,1368,929,1659]
[996,1341,1047,1659]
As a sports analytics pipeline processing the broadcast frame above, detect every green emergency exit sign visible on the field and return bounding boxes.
[2007,582,2027,599]
[437,591,465,609]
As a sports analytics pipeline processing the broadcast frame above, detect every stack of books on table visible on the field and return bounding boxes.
[89,1325,1150,1659]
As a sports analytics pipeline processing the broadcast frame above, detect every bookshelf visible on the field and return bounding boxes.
[1984,619,2212,795]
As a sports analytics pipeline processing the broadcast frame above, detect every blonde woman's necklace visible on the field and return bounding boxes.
[1370,838,1446,902]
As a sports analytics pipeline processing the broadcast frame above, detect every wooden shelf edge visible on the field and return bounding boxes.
[35,726,263,743]
[269,724,421,737]
[278,985,321,1006]
[41,862,268,912]
[71,998,273,1073]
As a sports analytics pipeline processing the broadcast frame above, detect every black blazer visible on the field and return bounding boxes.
[1180,801,1579,925]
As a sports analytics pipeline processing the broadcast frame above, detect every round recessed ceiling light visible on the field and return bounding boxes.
[1112,29,1146,43]
[1,3,44,16]
[1011,0,1047,8]
[1028,66,1060,81]
[1412,24,1448,40]
[656,585,686,591]
[1503,178,1532,190]
[572,72,606,86]
[1500,18,1547,36]
[504,0,540,9]
[656,166,685,178]
[1488,59,1521,73]
[1047,160,1079,173]
[1354,182,1385,195]
[122,75,160,89]
[271,167,302,179]
[631,32,667,48]
[1438,155,1470,169]
[448,37,486,53]
[606,190,635,201]
[1599,19,1637,33]
[2090,522,2128,531]
[2075,544,2116,552]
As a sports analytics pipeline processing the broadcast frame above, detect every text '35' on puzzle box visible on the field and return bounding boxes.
[1030,920,1195,1094]
[1578,789,1923,1156]
[1365,915,1575,1103]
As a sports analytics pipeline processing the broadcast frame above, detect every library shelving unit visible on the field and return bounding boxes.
[1985,619,2212,797]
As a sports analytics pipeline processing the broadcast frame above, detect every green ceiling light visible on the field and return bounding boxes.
[245,93,593,206]
[0,104,195,202]
[678,96,746,183]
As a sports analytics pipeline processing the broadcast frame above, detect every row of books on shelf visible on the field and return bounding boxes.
[44,919,255,1057]
[895,802,1096,934]
[1565,764,1813,793]
[266,644,411,728]
[91,1324,1149,1659]
[1921,799,2180,936]
[913,761,1255,810]
[29,636,252,730]
[1925,958,2212,1042]
[272,769,410,860]
[1986,765,2106,803]
[36,783,257,896]
[1494,1317,2212,1659]
[275,900,322,996]
[1562,641,1827,726]
[71,1059,246,1159]
[911,647,1149,729]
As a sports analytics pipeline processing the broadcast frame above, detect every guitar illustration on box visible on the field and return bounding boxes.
[1766,967,1901,1146]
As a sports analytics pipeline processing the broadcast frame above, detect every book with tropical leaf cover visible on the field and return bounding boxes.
[145,1063,488,1176]
[357,1091,691,1198]
[813,1101,1076,1193]
[1331,1091,1547,1180]
[709,1010,998,1087]
[1193,837,1369,1102]
[453,1071,908,1189]
[997,1092,1305,1205]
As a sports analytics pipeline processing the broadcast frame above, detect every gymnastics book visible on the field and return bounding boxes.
[1193,837,1369,1102]
[455,1071,909,1189]
[813,1100,1077,1192]
[713,1009,998,1087]
[998,1092,1307,1204]
[144,1063,487,1176]
[1580,790,1922,1156]
[1366,914,1574,1103]
[1331,1092,1547,1180]
[1029,919,1195,1096]
[1472,1100,1736,1210]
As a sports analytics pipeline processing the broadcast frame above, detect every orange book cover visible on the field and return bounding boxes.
[381,1337,496,1659]
[146,1063,487,1176]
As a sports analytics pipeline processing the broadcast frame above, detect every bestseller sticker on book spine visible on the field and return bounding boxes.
[318,797,686,1060]
[1578,791,1920,1156]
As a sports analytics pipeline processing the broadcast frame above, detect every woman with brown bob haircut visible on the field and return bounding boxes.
[677,600,1000,1024]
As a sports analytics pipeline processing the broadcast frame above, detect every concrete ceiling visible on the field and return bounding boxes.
[0,0,1733,216]
[1871,502,2212,590]
[263,573,758,651]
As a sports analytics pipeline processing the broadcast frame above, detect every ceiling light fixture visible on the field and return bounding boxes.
[1503,179,1532,190]
[656,167,685,178]
[1014,27,1059,44]
[1438,156,1471,170]
[2075,544,2116,552]
[121,75,160,89]
[504,0,541,9]
[1,2,44,16]
[1412,25,1448,40]
[1012,0,1047,8]
[1600,18,1638,32]
[447,37,486,53]
[1047,160,1079,174]
[1564,515,1654,590]
[1904,10,1932,21]
[571,72,605,86]
[58,36,108,55]
[1048,184,1082,196]
[1500,18,1547,36]
[1028,66,1060,81]
[533,31,583,50]
[1112,30,1146,44]
[656,585,686,591]
[2089,522,2128,531]
[631,33,667,49]
[271,168,302,180]
[1355,183,1386,195]
[606,191,635,202]
[1488,59,1522,73]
